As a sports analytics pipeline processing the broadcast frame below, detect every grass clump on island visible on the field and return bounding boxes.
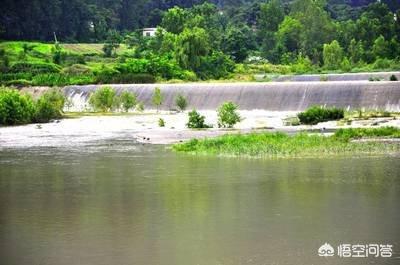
[173,127,400,158]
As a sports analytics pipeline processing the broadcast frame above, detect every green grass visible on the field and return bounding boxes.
[173,127,400,158]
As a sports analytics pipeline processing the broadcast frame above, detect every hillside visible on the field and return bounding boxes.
[1,0,395,42]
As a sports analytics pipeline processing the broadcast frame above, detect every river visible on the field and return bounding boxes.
[0,138,399,265]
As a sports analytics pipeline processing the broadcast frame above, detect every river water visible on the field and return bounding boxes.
[0,139,399,265]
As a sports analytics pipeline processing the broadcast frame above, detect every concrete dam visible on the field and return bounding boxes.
[64,81,400,112]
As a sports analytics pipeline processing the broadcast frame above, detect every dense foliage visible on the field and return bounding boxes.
[217,101,241,128]
[297,106,344,125]
[175,94,188,112]
[0,1,399,85]
[0,88,65,125]
[187,109,209,128]
[89,86,117,112]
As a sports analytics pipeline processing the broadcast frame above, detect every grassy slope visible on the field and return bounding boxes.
[0,41,129,59]
[173,127,400,158]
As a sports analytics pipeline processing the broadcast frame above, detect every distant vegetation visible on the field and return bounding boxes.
[88,86,143,112]
[0,1,399,86]
[173,127,400,158]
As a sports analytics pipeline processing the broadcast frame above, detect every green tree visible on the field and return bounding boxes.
[222,23,256,63]
[323,40,343,70]
[217,101,241,128]
[187,109,208,129]
[119,91,137,112]
[152,87,163,112]
[103,30,121,57]
[0,88,35,125]
[348,39,364,64]
[290,0,335,63]
[161,6,188,34]
[176,27,210,71]
[276,16,303,58]
[34,89,66,123]
[89,86,117,112]
[175,94,188,112]
[257,0,285,62]
[372,35,389,59]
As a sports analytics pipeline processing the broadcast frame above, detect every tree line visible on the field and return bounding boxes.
[1,0,399,80]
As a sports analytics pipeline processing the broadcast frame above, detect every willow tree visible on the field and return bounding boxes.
[175,27,210,72]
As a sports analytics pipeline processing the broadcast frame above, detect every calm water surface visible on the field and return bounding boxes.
[0,140,399,265]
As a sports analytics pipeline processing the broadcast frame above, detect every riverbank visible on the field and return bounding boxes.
[173,127,400,158]
[1,111,400,148]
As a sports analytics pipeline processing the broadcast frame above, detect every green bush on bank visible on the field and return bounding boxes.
[297,106,344,125]
[187,109,210,128]
[89,86,117,112]
[0,88,35,125]
[217,101,241,128]
[0,87,65,125]
[34,88,65,122]
[119,90,137,112]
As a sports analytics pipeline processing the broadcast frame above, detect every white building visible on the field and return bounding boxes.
[143,28,157,37]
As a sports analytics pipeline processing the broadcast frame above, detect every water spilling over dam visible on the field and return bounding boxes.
[64,81,400,112]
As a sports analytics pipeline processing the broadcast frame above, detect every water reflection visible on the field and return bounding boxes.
[0,143,399,265]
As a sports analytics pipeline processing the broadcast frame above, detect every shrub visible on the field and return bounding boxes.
[89,86,117,112]
[197,51,235,79]
[112,73,156,84]
[290,54,314,74]
[5,79,32,87]
[297,106,344,125]
[334,127,400,141]
[158,118,165,127]
[30,73,95,86]
[62,64,92,76]
[9,62,61,74]
[175,94,187,112]
[340,57,352,72]
[390,74,398,81]
[373,58,391,70]
[119,91,137,112]
[217,101,241,128]
[34,88,66,123]
[95,67,155,84]
[187,109,209,128]
[136,102,144,112]
[95,66,120,84]
[0,88,35,125]
[152,87,163,112]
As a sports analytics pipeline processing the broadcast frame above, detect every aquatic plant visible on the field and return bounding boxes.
[173,127,400,158]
